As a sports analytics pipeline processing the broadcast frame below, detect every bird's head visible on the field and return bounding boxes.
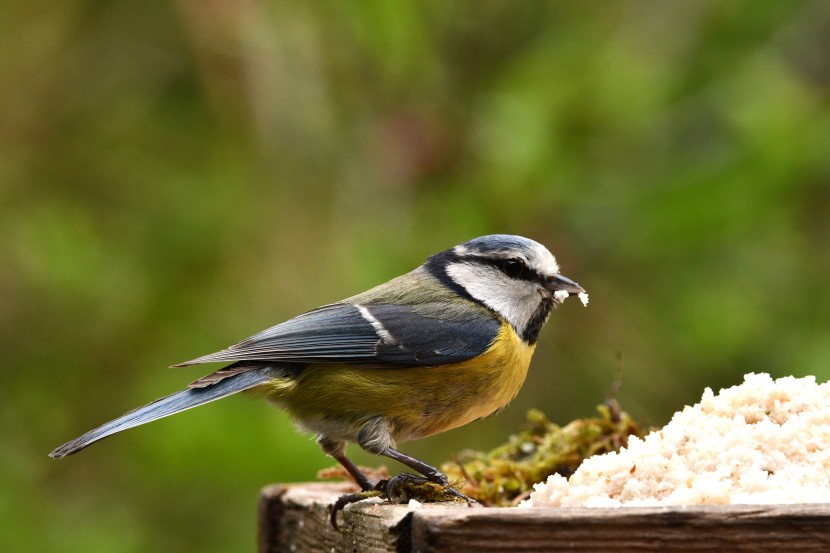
[426,234,586,344]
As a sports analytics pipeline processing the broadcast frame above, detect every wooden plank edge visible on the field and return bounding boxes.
[410,503,830,552]
[260,484,830,553]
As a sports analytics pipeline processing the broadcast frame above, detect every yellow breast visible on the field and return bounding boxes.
[416,322,536,432]
[263,321,537,444]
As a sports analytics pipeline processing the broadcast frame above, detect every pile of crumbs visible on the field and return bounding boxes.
[523,373,830,508]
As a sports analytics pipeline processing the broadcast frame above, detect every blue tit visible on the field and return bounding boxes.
[50,234,586,507]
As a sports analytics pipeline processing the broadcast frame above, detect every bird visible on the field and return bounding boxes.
[50,234,587,517]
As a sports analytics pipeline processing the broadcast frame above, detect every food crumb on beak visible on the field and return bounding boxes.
[553,290,590,307]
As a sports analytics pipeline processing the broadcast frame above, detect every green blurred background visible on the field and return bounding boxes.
[3,1,829,551]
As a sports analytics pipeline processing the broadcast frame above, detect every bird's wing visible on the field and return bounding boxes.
[173,302,501,369]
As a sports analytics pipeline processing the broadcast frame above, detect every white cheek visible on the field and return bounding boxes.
[446,262,541,332]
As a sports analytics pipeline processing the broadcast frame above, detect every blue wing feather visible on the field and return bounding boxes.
[173,301,500,368]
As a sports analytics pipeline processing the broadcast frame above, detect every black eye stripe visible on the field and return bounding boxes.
[497,258,538,282]
[431,250,542,284]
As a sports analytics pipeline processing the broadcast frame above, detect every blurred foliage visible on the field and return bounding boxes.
[2,0,829,551]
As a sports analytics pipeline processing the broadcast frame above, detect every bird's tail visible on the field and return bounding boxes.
[49,367,276,458]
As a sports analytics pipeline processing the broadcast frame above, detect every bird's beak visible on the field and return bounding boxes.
[544,273,586,295]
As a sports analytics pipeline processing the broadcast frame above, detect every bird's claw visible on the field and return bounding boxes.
[330,473,476,529]
[329,489,383,529]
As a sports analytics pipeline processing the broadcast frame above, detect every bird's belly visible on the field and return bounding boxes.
[272,324,536,444]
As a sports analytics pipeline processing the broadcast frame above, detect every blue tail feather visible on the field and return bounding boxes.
[50,368,273,458]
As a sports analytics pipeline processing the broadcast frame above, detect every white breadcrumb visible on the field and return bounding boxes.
[407,499,423,509]
[553,290,590,307]
[522,373,830,508]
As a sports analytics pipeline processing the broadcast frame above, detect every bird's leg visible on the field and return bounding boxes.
[327,422,480,528]
[355,420,475,504]
[382,447,448,485]
[317,435,375,491]
[319,435,389,529]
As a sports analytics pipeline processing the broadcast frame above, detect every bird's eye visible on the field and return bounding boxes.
[501,259,524,278]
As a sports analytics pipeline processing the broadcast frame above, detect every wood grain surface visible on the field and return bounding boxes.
[259,483,830,553]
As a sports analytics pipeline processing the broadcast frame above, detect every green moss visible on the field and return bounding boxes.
[441,399,645,506]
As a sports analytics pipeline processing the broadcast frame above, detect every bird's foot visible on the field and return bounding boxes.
[329,474,476,529]
[381,472,475,504]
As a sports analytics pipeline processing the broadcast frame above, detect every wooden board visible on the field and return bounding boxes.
[259,483,830,553]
